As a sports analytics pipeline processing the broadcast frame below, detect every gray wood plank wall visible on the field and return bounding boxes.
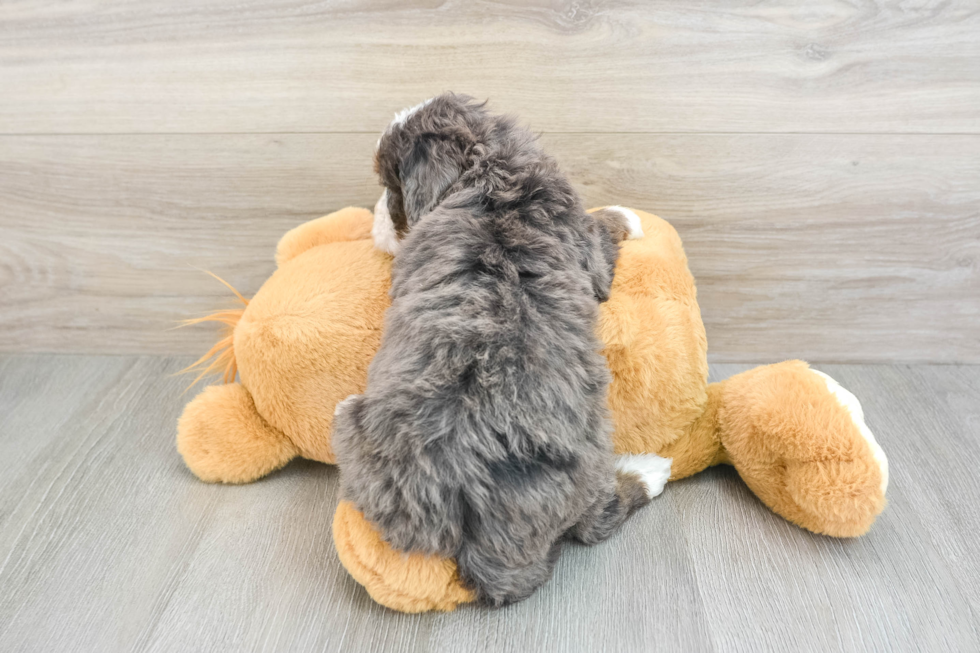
[1,1,978,361]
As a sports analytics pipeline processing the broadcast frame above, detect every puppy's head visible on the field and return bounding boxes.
[372,93,488,254]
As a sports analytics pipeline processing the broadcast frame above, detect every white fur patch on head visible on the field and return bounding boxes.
[605,206,644,239]
[391,97,434,128]
[616,453,672,499]
[810,369,889,494]
[372,189,400,255]
[378,98,435,151]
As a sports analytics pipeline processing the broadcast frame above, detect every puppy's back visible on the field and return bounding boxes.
[334,94,638,605]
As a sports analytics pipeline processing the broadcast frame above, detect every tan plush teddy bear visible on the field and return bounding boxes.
[177,206,888,613]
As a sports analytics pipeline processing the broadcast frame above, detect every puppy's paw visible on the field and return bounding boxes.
[616,453,672,499]
[607,206,644,240]
[334,394,361,418]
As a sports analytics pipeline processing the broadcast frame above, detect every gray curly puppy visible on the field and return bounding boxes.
[332,93,670,606]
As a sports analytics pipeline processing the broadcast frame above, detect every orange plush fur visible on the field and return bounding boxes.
[177,206,888,613]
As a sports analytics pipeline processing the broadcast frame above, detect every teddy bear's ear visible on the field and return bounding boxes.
[275,208,374,267]
[177,383,297,484]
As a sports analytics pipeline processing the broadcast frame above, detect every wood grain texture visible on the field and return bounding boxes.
[1,0,978,134]
[1,133,977,361]
[1,356,978,652]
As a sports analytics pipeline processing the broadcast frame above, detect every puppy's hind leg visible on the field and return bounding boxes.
[570,454,672,546]
[333,393,362,418]
[456,537,563,607]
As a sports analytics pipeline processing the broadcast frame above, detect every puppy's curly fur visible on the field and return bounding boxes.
[332,93,653,605]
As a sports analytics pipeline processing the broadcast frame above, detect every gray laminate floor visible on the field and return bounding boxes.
[0,356,977,652]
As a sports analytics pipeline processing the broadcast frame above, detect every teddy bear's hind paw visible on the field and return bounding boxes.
[810,369,889,494]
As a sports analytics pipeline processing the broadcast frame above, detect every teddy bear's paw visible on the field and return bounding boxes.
[177,383,298,484]
[616,453,673,498]
[715,360,889,537]
[810,369,889,494]
[786,458,886,538]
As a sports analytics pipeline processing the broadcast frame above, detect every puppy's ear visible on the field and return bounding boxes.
[401,135,465,225]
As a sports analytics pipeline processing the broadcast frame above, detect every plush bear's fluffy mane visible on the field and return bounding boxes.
[178,271,247,389]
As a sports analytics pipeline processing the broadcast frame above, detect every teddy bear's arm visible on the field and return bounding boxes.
[275,207,374,267]
[333,501,476,612]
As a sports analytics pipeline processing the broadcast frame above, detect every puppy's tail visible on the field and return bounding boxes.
[455,535,563,607]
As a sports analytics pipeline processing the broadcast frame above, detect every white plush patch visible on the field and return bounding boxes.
[372,189,400,255]
[391,97,434,128]
[616,453,672,499]
[811,369,889,494]
[606,205,644,239]
[334,394,359,418]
